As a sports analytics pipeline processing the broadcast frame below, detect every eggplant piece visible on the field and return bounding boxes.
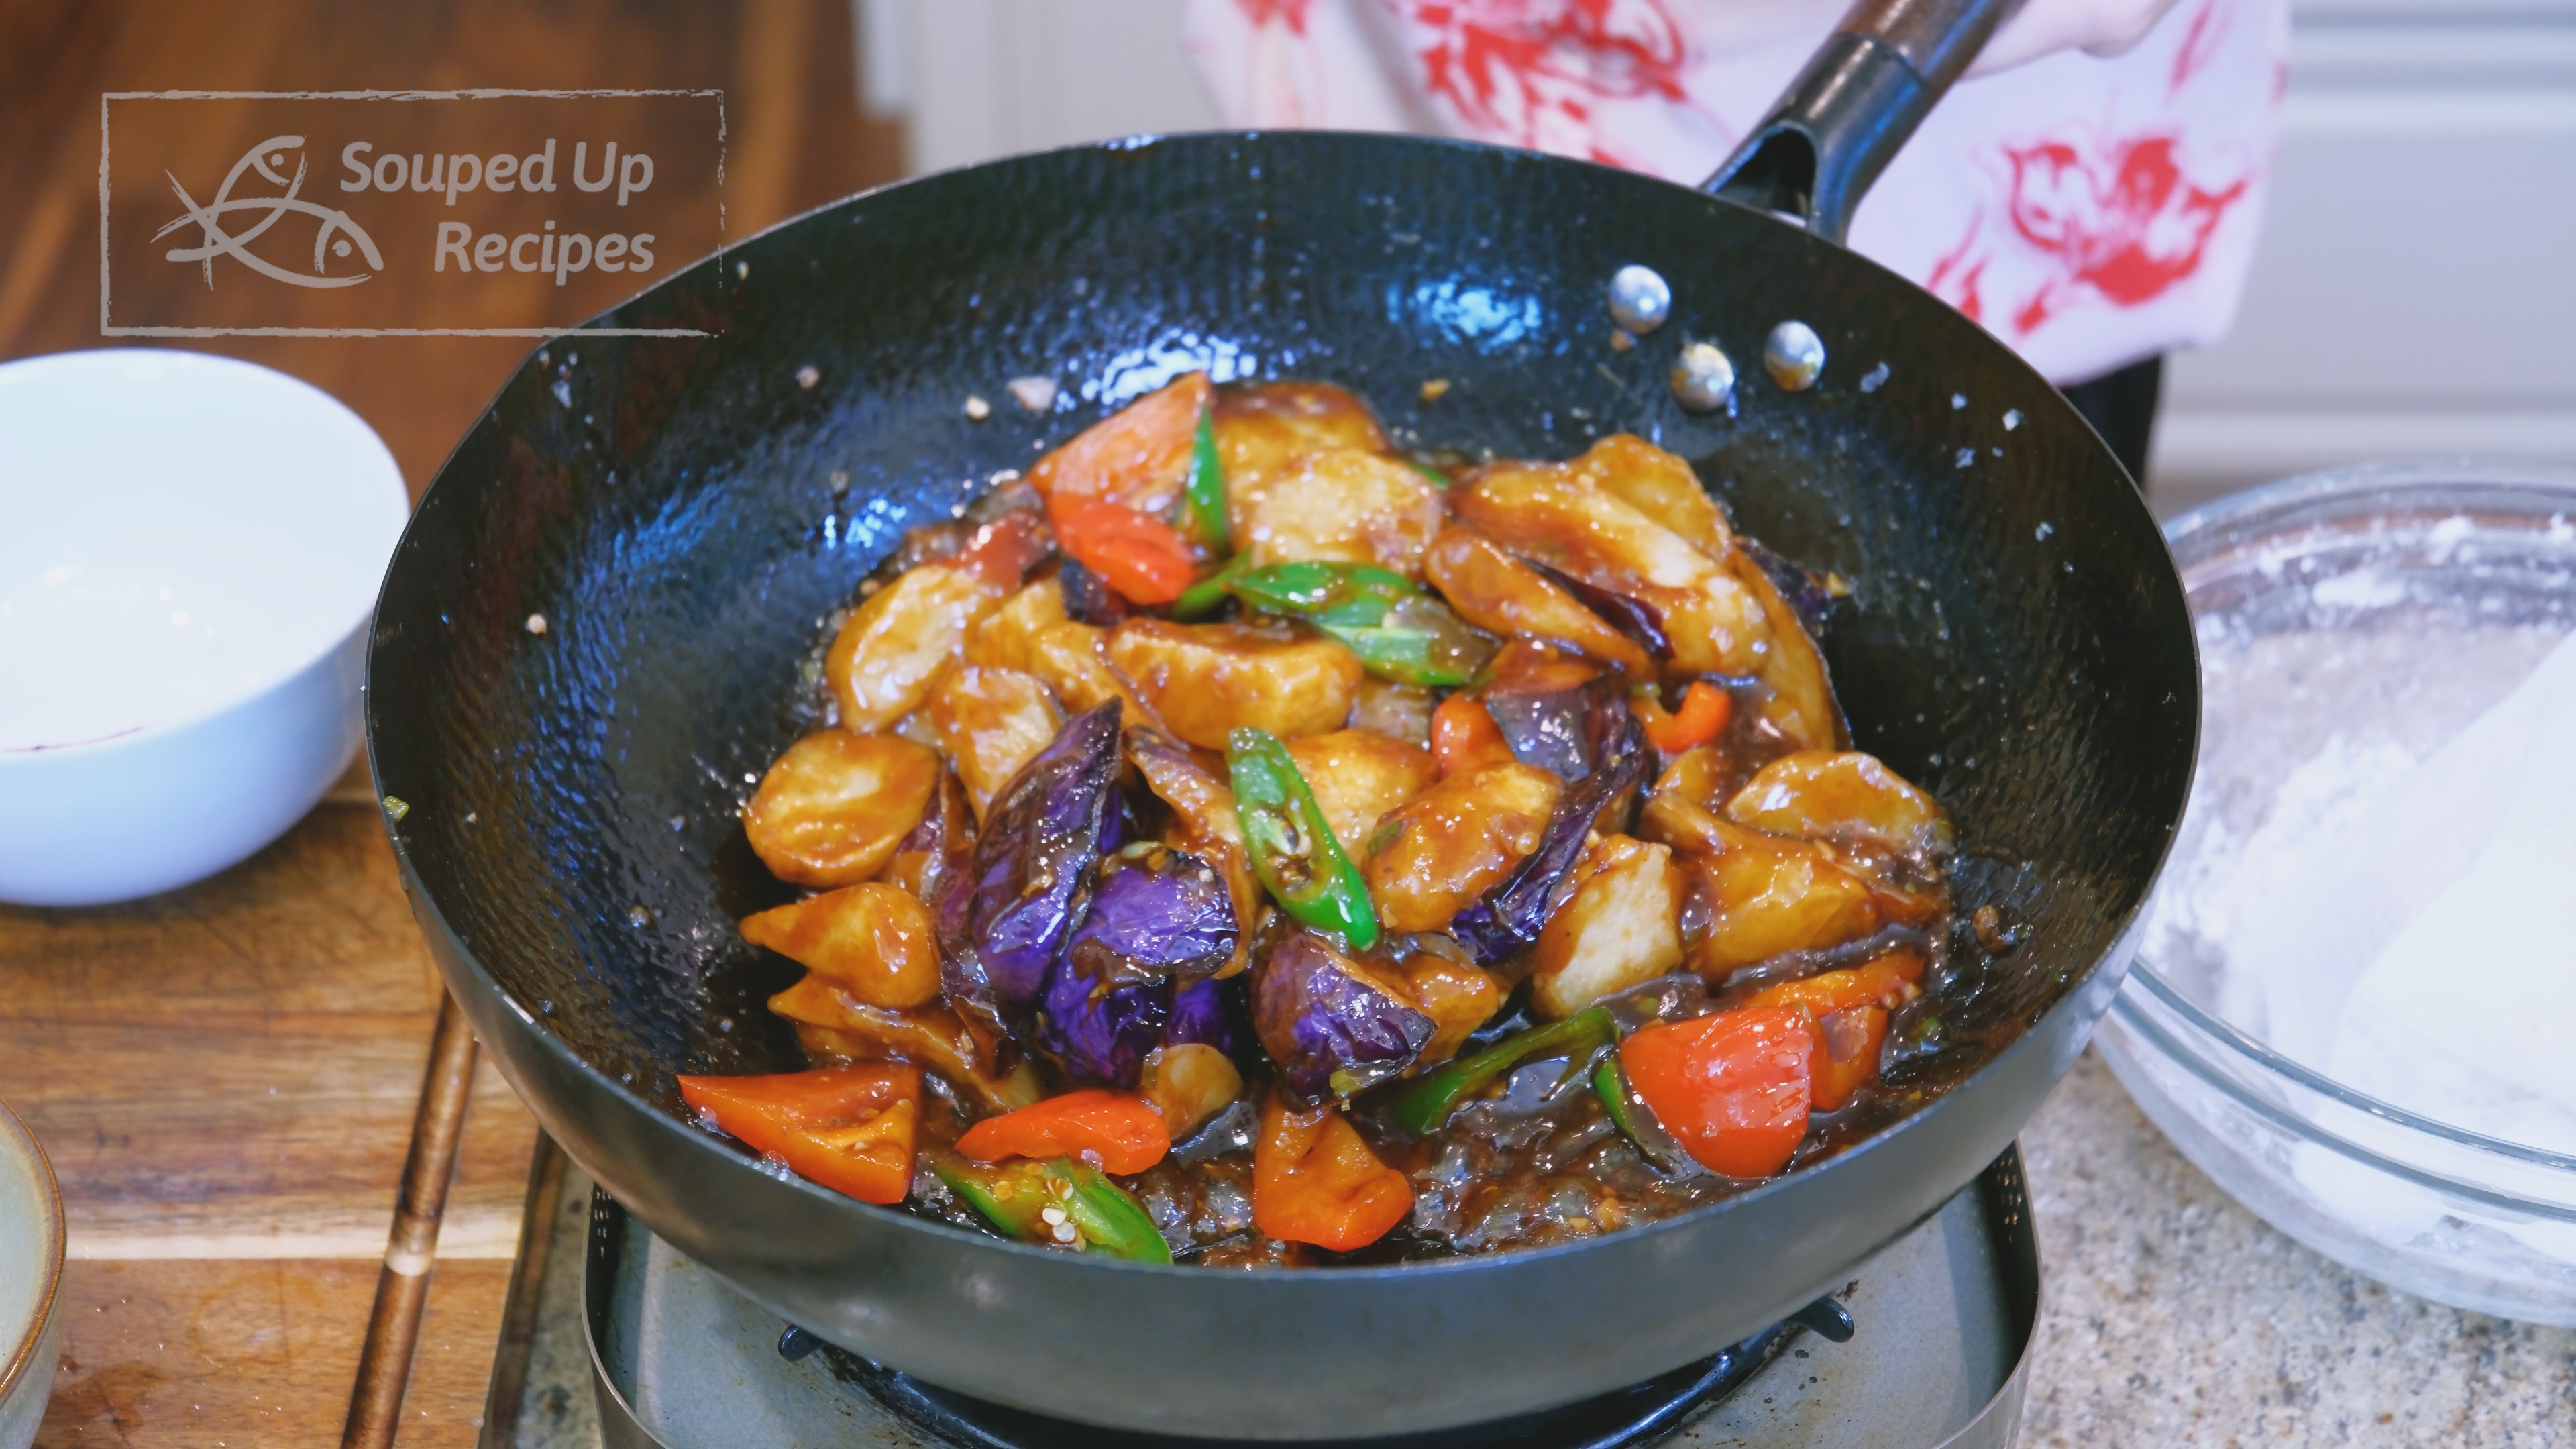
[939,700,1124,1067]
[1252,930,1436,1103]
[883,765,975,907]
[1448,695,1651,967]
[1528,560,1673,659]
[1057,556,1134,626]
[1036,845,1240,1086]
[1167,973,1249,1060]
[1480,653,1619,784]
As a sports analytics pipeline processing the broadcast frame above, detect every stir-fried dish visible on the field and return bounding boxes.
[678,373,1958,1267]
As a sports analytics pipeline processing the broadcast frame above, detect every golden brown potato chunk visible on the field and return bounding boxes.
[1726,751,1951,858]
[1141,1042,1245,1140]
[1453,464,1765,676]
[1725,551,1843,753]
[825,564,1006,731]
[739,882,942,1010]
[1029,371,1208,517]
[1566,435,1733,564]
[1363,763,1563,933]
[1106,619,1364,749]
[1422,527,1656,678]
[964,578,1068,674]
[1213,381,1391,535]
[1399,953,1503,1066]
[1638,745,1734,855]
[1529,835,1684,1018]
[1285,729,1439,857]
[1678,823,1884,980]
[742,731,940,886]
[780,993,1044,1112]
[1348,676,1436,747]
[1240,449,1448,578]
[928,665,1063,819]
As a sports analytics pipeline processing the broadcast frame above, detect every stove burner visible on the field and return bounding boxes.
[799,1296,1850,1449]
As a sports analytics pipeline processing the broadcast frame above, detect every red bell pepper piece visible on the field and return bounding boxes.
[954,1088,1171,1176]
[1630,680,1732,754]
[1431,693,1517,777]
[677,1063,921,1205]
[1253,1090,1414,1252]
[1618,1007,1813,1179]
[1047,495,1197,605]
[1746,950,1923,1112]
[1030,371,1212,517]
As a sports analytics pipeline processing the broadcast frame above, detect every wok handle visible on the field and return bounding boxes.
[1703,0,2025,244]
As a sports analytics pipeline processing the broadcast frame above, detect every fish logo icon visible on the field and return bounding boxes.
[156,134,383,289]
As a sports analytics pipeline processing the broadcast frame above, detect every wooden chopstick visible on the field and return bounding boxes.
[477,1131,570,1448]
[342,989,482,1448]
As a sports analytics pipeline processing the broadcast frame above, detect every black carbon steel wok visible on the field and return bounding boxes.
[367,0,2195,1436]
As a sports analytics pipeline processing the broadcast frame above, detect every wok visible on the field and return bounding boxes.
[367,0,2196,1436]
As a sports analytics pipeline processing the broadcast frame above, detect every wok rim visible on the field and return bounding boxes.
[366,127,2200,1286]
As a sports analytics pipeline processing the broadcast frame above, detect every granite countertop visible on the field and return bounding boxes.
[505,1049,2576,1448]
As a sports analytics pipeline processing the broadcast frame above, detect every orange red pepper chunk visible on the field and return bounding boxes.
[954,1088,1172,1176]
[1253,1090,1414,1252]
[677,1063,922,1205]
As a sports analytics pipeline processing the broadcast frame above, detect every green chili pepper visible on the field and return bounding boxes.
[934,1157,1173,1263]
[1179,402,1228,551]
[1170,553,1252,621]
[1590,1054,1691,1175]
[1386,1007,1619,1136]
[1227,564,1497,687]
[1226,727,1380,951]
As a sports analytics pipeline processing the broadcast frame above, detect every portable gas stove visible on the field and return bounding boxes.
[529,1146,2035,1449]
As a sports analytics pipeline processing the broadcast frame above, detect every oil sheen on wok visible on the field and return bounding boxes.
[678,373,1963,1268]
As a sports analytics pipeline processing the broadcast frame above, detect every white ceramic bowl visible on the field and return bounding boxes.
[0,350,408,906]
[2098,462,2576,1322]
[0,1099,62,1449]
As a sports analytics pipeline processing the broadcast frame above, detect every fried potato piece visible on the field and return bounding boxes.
[739,882,942,1010]
[1639,745,1733,855]
[1726,751,1951,859]
[1454,463,1764,676]
[1213,381,1391,535]
[1529,835,1684,1019]
[1566,435,1732,564]
[965,578,1159,724]
[1348,676,1436,747]
[1362,762,1563,934]
[928,665,1063,819]
[1678,822,1884,981]
[1106,619,1364,749]
[1285,729,1439,857]
[825,564,1007,731]
[780,994,1045,1112]
[1240,449,1448,578]
[743,731,940,886]
[1398,952,1503,1067]
[1421,527,1656,678]
[1141,1042,1246,1140]
[1030,371,1210,517]
[1725,551,1843,753]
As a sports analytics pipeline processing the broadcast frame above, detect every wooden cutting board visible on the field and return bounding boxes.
[0,771,538,1448]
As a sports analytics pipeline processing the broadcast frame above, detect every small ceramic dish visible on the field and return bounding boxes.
[0,349,409,906]
[0,1098,63,1449]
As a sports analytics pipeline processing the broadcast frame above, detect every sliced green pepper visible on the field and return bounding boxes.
[1177,402,1228,552]
[1169,553,1251,621]
[1228,564,1497,687]
[934,1157,1173,1263]
[1386,1007,1619,1136]
[1226,727,1380,951]
[1590,1054,1691,1175]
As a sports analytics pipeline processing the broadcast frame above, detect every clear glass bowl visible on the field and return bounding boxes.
[2096,460,2576,1324]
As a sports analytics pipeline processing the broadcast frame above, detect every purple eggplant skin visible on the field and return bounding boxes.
[1448,696,1651,967]
[1253,930,1437,1104]
[1483,674,1622,784]
[1528,560,1673,659]
[1738,536,1837,639]
[938,700,1124,1061]
[903,767,977,918]
[1166,974,1249,1061]
[1036,846,1241,1086]
[1056,556,1134,627]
